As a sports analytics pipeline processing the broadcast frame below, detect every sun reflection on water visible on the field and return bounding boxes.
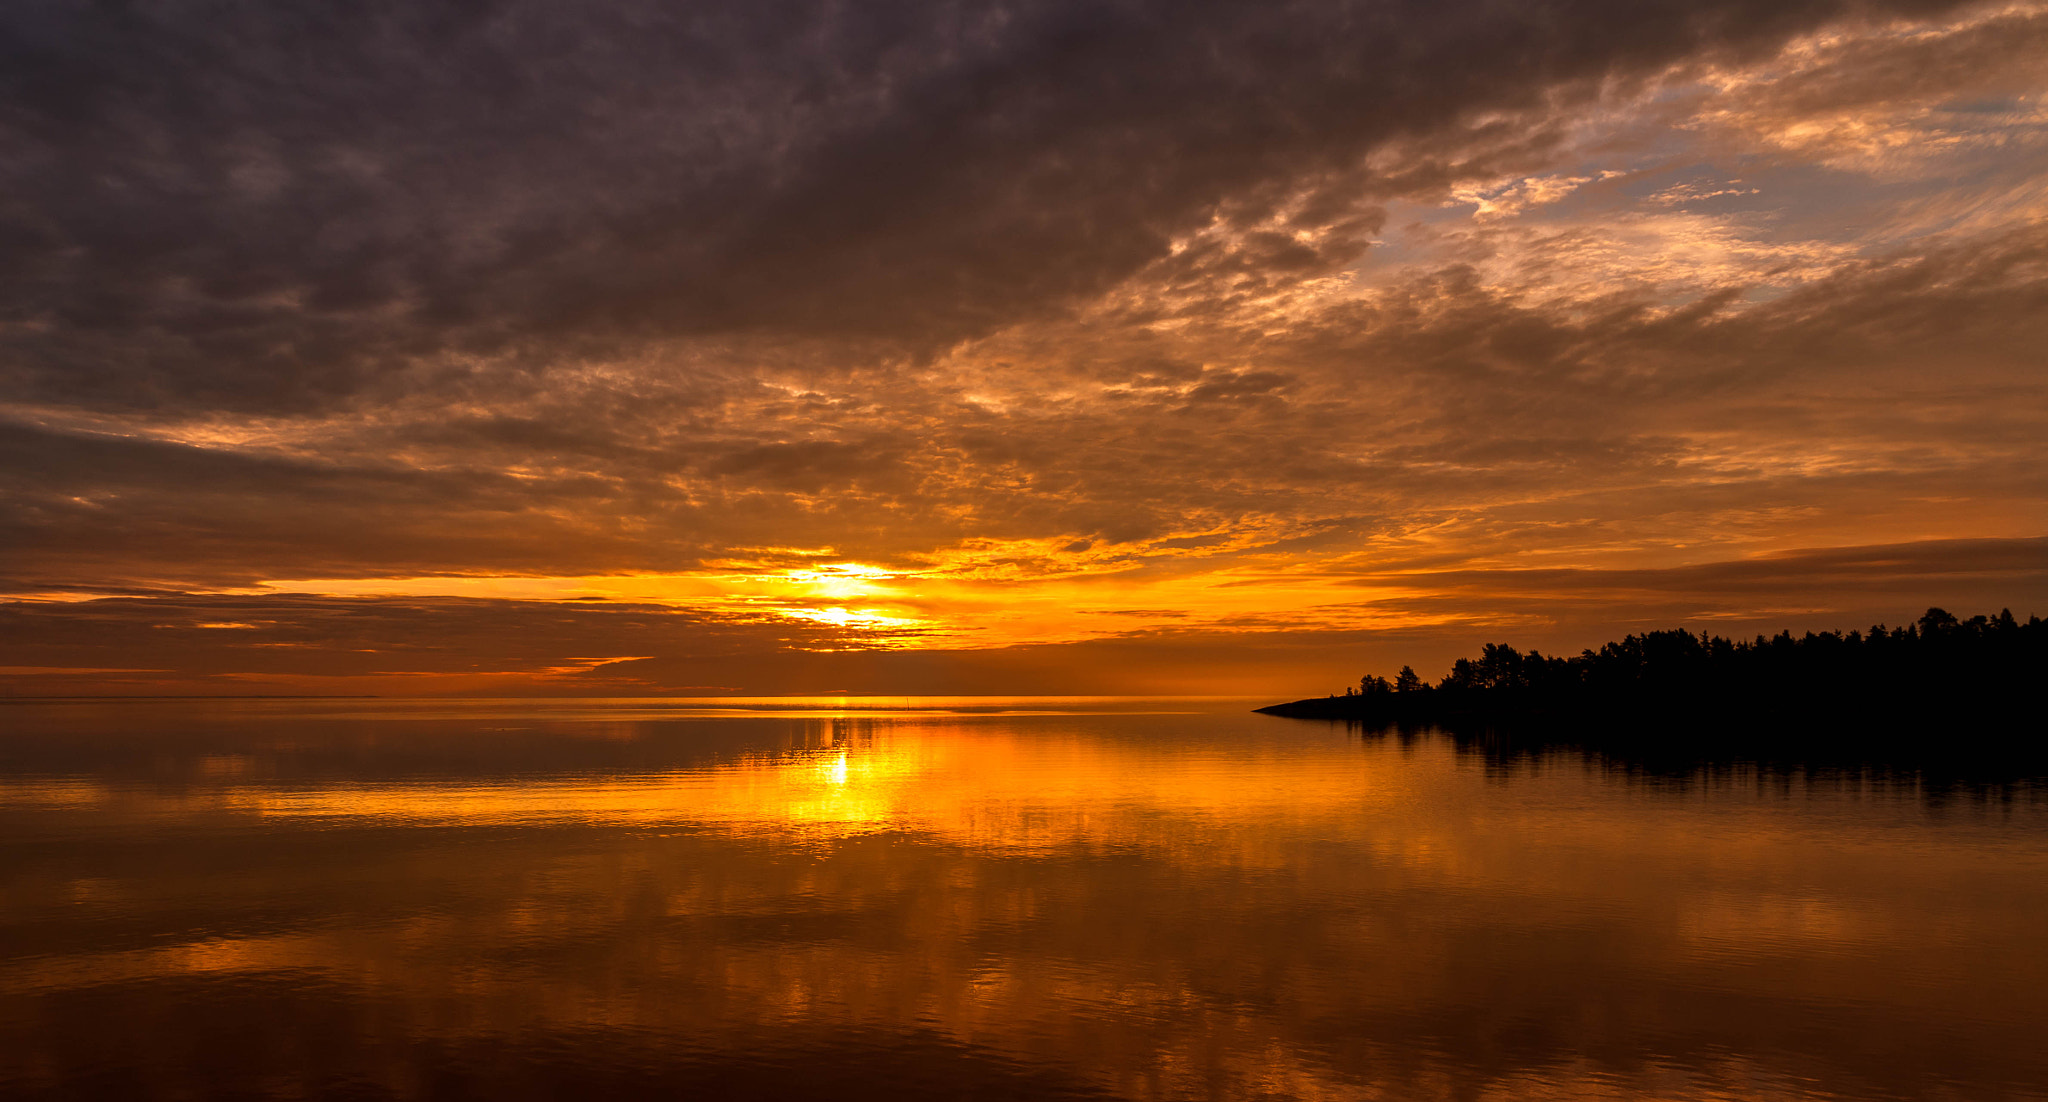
[3,703,2046,1101]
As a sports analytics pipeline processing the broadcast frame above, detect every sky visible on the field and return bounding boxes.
[2,0,2044,697]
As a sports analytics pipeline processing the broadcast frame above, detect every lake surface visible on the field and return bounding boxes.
[3,697,2045,1101]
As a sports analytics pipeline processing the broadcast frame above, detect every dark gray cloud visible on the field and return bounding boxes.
[1,0,1972,416]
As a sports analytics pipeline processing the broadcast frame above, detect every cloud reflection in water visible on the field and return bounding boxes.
[1,699,2045,1100]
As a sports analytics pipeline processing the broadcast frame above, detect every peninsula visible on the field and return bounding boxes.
[1257,608,2045,757]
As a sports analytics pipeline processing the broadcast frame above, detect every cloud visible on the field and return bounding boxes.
[1,0,2044,680]
[0,0,1991,417]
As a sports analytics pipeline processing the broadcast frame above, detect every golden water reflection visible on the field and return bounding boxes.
[2,700,2045,1100]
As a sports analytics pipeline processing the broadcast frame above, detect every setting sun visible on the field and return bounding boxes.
[2,0,2044,1097]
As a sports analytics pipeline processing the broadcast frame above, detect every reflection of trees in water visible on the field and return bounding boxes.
[1356,723,2048,807]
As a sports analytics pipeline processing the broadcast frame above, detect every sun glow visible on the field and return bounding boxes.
[782,606,923,631]
[200,531,1486,657]
[218,560,1453,651]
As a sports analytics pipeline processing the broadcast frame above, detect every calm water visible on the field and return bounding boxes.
[2,698,2045,1101]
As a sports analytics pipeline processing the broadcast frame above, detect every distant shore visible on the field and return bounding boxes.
[1256,608,2045,765]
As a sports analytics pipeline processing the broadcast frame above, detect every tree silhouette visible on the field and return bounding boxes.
[1258,608,2045,766]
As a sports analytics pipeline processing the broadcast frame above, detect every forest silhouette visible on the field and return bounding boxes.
[1258,608,2045,770]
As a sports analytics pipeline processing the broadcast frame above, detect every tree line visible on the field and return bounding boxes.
[1258,608,2044,761]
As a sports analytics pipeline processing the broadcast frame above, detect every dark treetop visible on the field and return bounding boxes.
[1257,608,2046,767]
